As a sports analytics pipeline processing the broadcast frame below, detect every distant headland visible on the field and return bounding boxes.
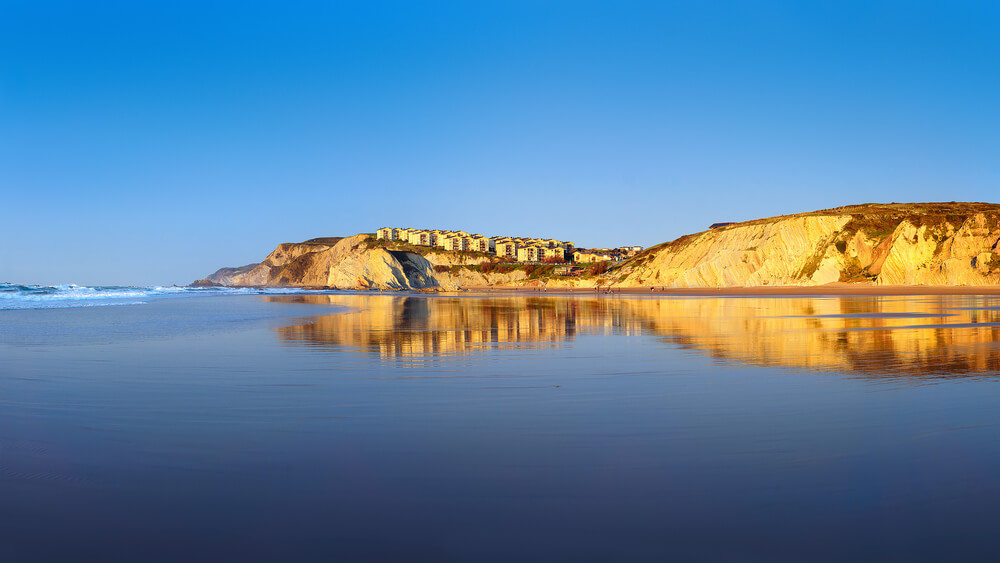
[193,202,1000,291]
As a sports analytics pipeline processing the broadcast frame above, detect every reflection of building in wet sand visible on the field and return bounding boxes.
[268,294,1000,377]
[274,295,628,359]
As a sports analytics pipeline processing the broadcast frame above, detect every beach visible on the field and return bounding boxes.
[465,282,1000,296]
[5,291,1000,560]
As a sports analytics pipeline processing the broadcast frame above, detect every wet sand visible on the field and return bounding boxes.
[8,293,1000,561]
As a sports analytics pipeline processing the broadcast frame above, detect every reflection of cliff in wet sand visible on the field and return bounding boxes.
[632,296,1000,377]
[270,294,1000,377]
[275,295,585,359]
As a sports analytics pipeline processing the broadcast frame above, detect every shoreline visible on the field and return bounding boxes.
[257,283,1000,297]
[458,283,1000,296]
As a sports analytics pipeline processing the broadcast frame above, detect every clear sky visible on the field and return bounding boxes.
[3,1,999,286]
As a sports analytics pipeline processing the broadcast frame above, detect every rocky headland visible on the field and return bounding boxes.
[194,202,1000,290]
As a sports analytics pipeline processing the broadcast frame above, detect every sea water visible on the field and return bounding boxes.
[3,291,1000,561]
[0,283,307,310]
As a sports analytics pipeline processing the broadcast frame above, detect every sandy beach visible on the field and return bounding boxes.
[461,283,1000,296]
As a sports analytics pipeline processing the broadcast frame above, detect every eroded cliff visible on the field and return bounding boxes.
[614,202,1000,287]
[200,234,525,290]
[197,202,1000,290]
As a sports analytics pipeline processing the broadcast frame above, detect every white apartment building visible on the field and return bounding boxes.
[442,236,466,251]
[377,227,574,261]
[542,247,565,261]
[516,246,543,262]
[495,241,518,258]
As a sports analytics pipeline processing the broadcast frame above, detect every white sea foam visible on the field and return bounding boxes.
[0,283,311,310]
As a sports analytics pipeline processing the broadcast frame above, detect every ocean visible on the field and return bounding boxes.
[4,288,1000,561]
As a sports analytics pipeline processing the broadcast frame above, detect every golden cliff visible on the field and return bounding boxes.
[195,202,1000,290]
[612,202,1000,288]
[198,234,529,290]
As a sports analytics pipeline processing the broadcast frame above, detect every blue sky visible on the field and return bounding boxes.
[3,1,999,285]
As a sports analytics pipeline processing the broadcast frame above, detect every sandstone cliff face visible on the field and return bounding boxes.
[199,203,1000,290]
[212,234,520,290]
[192,263,259,286]
[874,214,1000,285]
[617,215,852,287]
[616,203,1000,287]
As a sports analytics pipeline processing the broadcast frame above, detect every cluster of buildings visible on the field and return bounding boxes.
[573,246,643,263]
[377,227,492,252]
[376,227,643,264]
[377,227,576,262]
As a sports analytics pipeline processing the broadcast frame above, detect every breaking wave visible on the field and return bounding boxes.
[0,283,307,310]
